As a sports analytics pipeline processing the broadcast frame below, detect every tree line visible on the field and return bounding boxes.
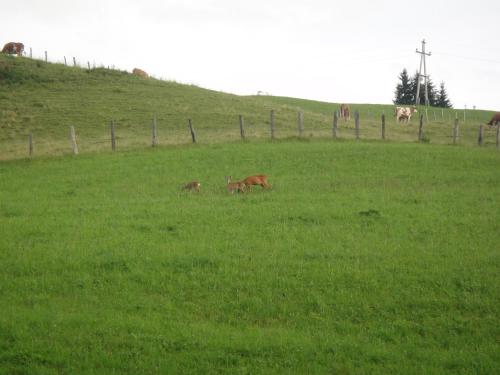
[393,69,452,108]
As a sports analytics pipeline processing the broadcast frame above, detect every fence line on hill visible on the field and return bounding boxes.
[12,110,499,160]
[3,48,498,159]
[24,47,121,72]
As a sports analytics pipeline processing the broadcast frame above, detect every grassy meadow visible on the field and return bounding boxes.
[1,54,498,161]
[1,140,499,374]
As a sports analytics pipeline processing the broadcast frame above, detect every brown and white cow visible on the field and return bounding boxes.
[395,106,418,123]
[2,42,24,56]
[339,103,350,121]
[487,112,500,127]
[132,68,148,78]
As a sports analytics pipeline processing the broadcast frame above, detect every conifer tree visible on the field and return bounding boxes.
[393,69,413,105]
[393,68,452,107]
[435,81,452,108]
[410,71,437,106]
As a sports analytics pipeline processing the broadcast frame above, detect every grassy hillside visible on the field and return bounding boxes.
[1,140,499,373]
[0,54,497,160]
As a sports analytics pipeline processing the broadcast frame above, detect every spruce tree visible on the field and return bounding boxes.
[410,71,437,106]
[394,68,451,107]
[435,81,452,108]
[393,69,413,105]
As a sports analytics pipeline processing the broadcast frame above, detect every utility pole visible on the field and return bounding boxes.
[415,39,432,106]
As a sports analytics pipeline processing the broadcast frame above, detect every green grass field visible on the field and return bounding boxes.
[1,54,498,161]
[1,140,499,374]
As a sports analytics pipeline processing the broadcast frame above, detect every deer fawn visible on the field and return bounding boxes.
[243,175,271,191]
[225,176,246,194]
[182,181,201,192]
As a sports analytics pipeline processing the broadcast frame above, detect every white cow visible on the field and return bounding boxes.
[395,106,418,123]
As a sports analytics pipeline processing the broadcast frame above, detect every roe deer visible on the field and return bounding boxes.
[243,174,271,191]
[225,176,246,194]
[182,181,201,192]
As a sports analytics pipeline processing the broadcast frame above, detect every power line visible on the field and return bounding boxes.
[432,51,500,64]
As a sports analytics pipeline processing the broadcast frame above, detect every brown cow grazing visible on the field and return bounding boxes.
[487,112,500,127]
[339,104,350,121]
[132,68,148,78]
[2,42,24,56]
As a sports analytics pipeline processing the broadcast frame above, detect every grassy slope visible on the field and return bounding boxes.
[1,54,497,160]
[1,140,499,374]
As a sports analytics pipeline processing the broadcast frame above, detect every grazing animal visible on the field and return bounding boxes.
[395,106,418,123]
[182,181,201,192]
[397,114,410,122]
[487,112,500,127]
[132,68,148,78]
[339,104,350,121]
[2,42,24,56]
[226,176,246,194]
[243,175,271,191]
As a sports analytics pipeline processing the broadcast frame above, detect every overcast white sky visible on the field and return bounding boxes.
[3,0,500,110]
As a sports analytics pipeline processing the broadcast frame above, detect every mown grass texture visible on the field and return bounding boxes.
[1,140,499,374]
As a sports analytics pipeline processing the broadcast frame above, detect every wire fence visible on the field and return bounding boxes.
[22,46,175,81]
[24,47,121,73]
[2,48,498,160]
[2,110,498,161]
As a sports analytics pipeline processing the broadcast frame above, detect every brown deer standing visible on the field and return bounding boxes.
[225,176,246,194]
[243,175,271,192]
[182,181,201,192]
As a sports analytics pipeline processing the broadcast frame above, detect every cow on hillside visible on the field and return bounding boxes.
[487,112,500,127]
[339,103,350,121]
[395,106,418,123]
[2,42,24,56]
[133,68,148,78]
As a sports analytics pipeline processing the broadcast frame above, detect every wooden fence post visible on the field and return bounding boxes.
[28,133,33,158]
[188,119,197,143]
[73,57,77,67]
[29,47,32,58]
[496,124,500,149]
[381,113,386,140]
[64,56,67,66]
[239,115,245,139]
[453,117,459,144]
[110,120,116,151]
[87,62,91,70]
[152,115,158,147]
[297,111,304,137]
[270,110,275,139]
[478,124,484,146]
[354,110,360,140]
[44,51,47,62]
[70,126,78,155]
[332,111,338,138]
[418,114,424,142]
